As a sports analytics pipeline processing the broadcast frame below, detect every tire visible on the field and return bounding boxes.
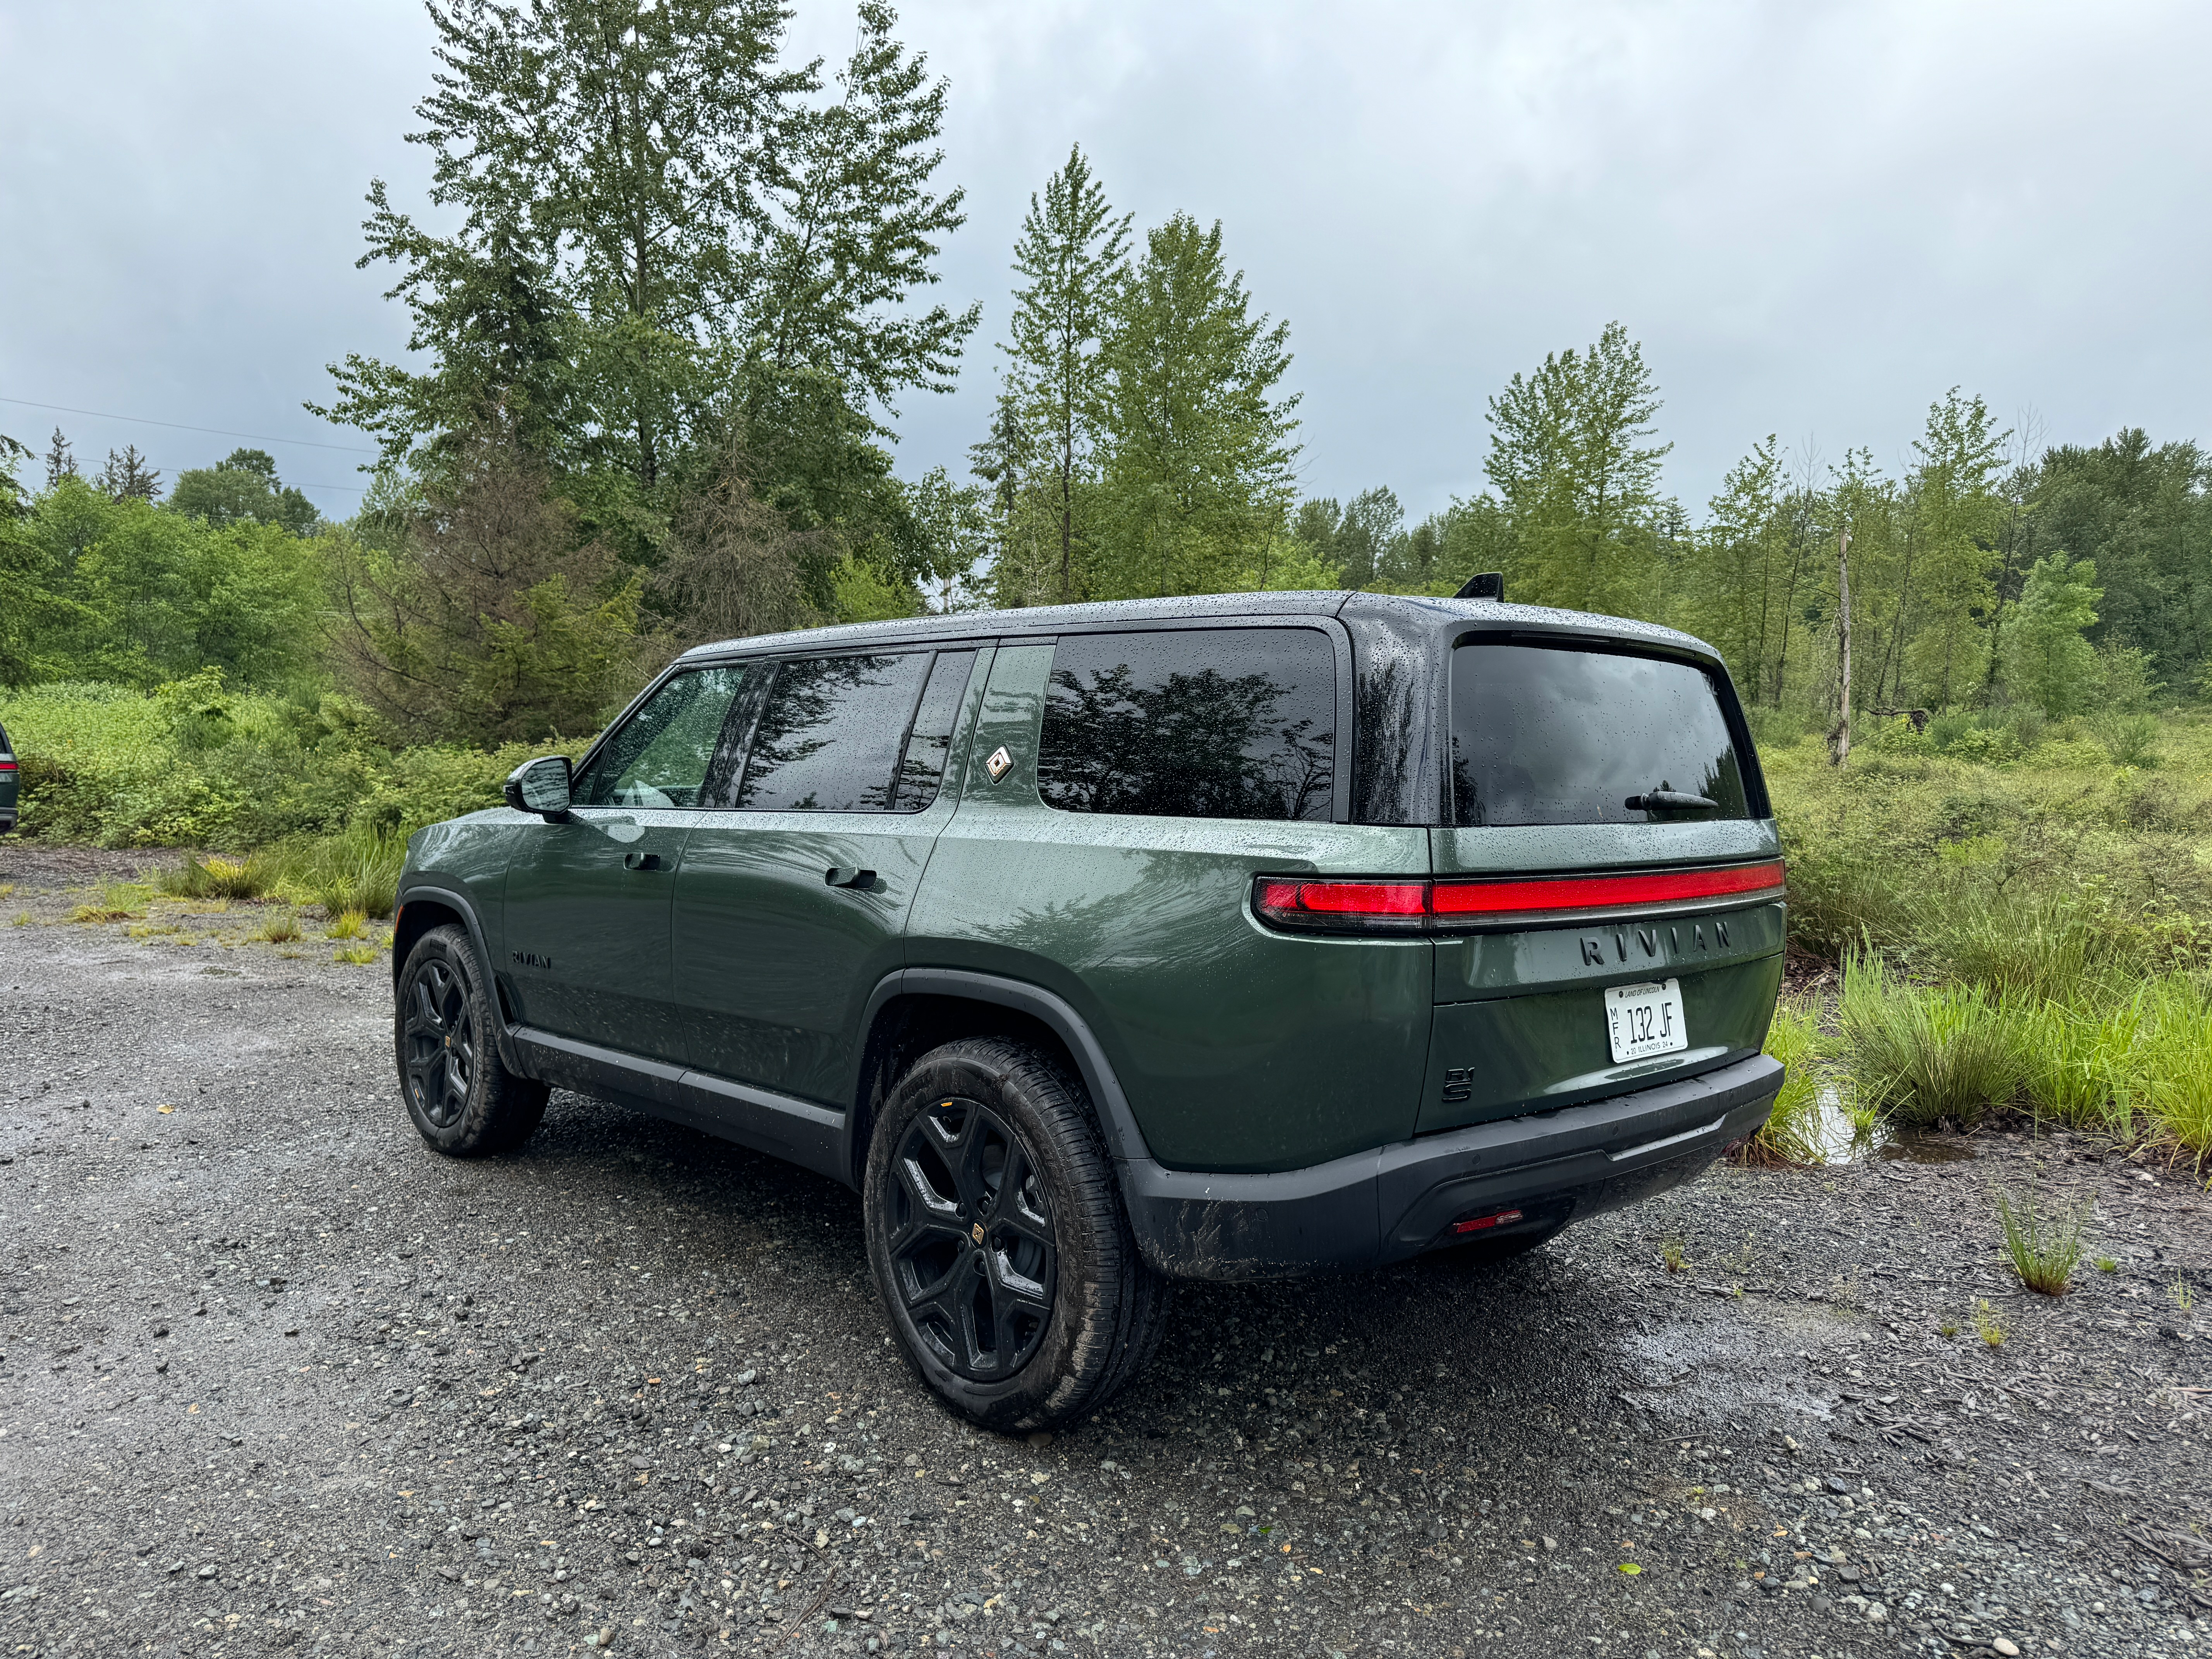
[863,1037,1172,1431]
[393,924,548,1157]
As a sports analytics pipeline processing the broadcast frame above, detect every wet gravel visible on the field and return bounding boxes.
[3,853,2210,1659]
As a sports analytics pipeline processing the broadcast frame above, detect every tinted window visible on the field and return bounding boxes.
[1448,643,1751,826]
[736,653,934,812]
[572,666,746,808]
[891,651,976,811]
[1037,629,1335,821]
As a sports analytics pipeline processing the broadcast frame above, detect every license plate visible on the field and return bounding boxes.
[1606,978,1686,1063]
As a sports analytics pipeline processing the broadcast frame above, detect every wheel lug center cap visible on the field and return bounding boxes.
[970,1222,985,1245]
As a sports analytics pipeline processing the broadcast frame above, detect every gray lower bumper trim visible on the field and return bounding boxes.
[1121,1053,1784,1281]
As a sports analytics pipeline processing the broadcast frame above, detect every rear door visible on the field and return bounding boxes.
[1419,638,1784,1133]
[910,623,1434,1175]
[668,645,987,1103]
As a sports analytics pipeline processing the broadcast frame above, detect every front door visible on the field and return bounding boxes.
[670,645,987,1103]
[500,663,749,1061]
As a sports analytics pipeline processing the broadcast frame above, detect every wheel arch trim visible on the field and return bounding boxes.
[854,969,1156,1175]
[392,881,526,1073]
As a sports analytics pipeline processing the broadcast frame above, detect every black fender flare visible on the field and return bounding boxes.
[855,967,1158,1173]
[392,880,527,1075]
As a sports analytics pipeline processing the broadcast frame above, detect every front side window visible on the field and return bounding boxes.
[1448,642,1752,826]
[572,666,747,808]
[734,653,936,812]
[1037,628,1336,821]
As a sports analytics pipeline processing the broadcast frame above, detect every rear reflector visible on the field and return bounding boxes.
[1254,860,1784,933]
[0,760,15,771]
[1453,1208,1523,1235]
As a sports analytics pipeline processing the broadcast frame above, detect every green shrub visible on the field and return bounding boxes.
[2090,711,2162,769]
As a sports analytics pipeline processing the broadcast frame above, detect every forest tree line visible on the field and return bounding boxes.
[4,0,2207,750]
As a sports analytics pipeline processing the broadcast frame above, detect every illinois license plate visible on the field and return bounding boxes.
[1606,978,1686,1063]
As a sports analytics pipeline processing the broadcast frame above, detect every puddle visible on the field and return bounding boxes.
[1806,1087,1977,1165]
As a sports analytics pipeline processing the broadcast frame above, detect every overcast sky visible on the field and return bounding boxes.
[3,0,2206,524]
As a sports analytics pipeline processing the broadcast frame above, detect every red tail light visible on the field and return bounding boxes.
[1431,859,1786,919]
[1254,860,1783,934]
[0,760,15,772]
[1253,877,1429,932]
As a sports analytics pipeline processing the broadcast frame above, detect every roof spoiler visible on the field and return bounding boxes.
[1454,572,1504,601]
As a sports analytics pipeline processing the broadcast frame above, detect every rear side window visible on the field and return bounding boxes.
[892,651,976,810]
[733,651,964,813]
[572,666,747,808]
[1037,628,1335,821]
[1448,642,1752,826]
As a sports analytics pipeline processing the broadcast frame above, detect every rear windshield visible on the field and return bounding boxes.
[1448,642,1753,826]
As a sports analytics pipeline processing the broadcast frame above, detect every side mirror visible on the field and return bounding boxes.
[504,756,573,821]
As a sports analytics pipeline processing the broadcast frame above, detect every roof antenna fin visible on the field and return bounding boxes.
[1455,572,1504,601]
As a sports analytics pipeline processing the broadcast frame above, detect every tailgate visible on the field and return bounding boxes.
[1417,638,1783,1135]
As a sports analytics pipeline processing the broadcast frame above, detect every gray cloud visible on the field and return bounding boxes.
[5,0,2205,522]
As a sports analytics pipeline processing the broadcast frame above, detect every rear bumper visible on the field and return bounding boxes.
[1121,1052,1782,1281]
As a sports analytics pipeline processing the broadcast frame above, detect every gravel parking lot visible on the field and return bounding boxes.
[3,850,2210,1659]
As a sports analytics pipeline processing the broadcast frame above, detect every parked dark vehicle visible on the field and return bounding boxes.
[0,720,17,833]
[390,591,1786,1427]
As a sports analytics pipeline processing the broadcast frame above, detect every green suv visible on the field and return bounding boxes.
[390,592,1785,1427]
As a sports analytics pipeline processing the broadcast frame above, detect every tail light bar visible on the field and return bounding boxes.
[1254,859,1784,934]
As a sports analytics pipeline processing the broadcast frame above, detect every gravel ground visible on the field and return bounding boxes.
[2,852,2210,1659]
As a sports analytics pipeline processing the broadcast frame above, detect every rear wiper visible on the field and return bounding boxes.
[1625,782,1717,811]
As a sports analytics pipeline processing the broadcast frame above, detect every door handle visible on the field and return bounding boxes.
[824,867,877,890]
[623,851,666,872]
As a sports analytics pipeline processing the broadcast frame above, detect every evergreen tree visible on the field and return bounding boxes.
[1899,389,2008,706]
[993,144,1131,603]
[1483,321,1670,615]
[327,433,641,743]
[93,445,162,503]
[315,0,972,504]
[1092,214,1300,598]
[43,428,76,489]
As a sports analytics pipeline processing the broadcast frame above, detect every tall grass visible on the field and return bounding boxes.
[1741,1000,1827,1166]
[270,824,404,919]
[1839,954,2023,1130]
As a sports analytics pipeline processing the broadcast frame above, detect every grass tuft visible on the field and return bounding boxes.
[325,908,369,941]
[251,910,303,944]
[161,852,270,902]
[1840,953,2022,1130]
[69,879,151,924]
[1995,1186,2088,1295]
[333,943,378,966]
[1972,1298,2008,1348]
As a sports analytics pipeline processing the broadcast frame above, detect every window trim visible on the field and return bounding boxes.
[1032,620,1352,826]
[1444,632,1771,826]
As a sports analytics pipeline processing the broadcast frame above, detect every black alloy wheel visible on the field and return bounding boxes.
[402,957,476,1129]
[392,923,548,1157]
[879,1096,1057,1379]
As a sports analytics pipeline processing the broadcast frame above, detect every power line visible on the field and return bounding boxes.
[0,395,378,456]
